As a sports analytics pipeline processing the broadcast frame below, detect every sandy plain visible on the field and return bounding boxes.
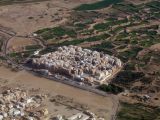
[0,66,115,119]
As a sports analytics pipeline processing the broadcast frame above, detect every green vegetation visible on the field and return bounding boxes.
[114,71,145,86]
[118,47,143,62]
[9,52,19,58]
[129,26,159,47]
[92,48,113,55]
[116,33,128,40]
[94,19,128,31]
[74,23,87,30]
[90,41,114,54]
[0,39,3,52]
[25,45,42,50]
[75,0,123,10]
[112,3,139,13]
[138,51,160,65]
[79,29,94,35]
[0,56,6,60]
[35,27,77,40]
[8,50,36,63]
[93,41,114,49]
[58,34,110,46]
[98,84,124,94]
[146,1,160,9]
[74,20,94,31]
[8,45,42,62]
[94,22,111,31]
[117,102,160,120]
[124,62,135,70]
[39,47,57,55]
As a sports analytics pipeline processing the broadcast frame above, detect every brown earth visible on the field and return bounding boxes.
[7,37,37,52]
[0,0,99,35]
[0,66,115,119]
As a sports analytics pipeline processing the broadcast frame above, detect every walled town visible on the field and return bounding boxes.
[32,45,122,85]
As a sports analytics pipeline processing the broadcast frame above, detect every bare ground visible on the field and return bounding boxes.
[0,66,115,119]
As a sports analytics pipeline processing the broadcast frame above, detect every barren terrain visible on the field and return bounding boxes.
[0,66,116,119]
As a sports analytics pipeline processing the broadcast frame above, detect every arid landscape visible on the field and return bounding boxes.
[0,0,160,120]
[0,66,116,119]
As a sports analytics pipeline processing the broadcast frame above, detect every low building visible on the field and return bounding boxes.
[67,113,89,120]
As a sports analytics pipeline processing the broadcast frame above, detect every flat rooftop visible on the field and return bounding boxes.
[32,45,122,85]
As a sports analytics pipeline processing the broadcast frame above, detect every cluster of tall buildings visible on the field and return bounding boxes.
[32,45,122,85]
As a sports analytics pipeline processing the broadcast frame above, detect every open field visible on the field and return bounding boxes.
[0,0,99,35]
[0,66,116,119]
[7,37,38,52]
